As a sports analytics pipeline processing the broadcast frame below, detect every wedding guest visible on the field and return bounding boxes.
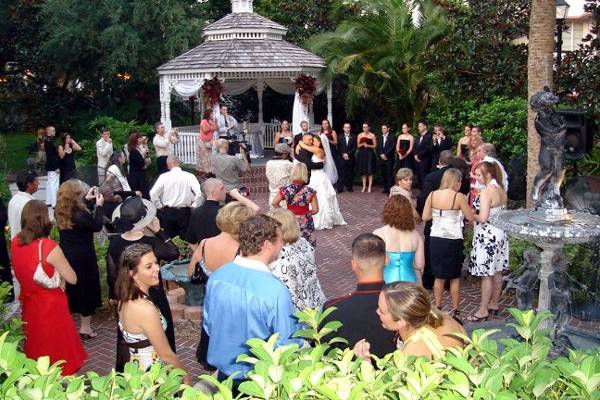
[0,197,12,302]
[58,133,82,184]
[413,121,433,187]
[108,196,179,371]
[337,122,356,193]
[152,122,179,174]
[478,143,508,192]
[431,125,453,170]
[468,133,484,206]
[150,155,202,239]
[216,105,239,139]
[356,123,377,193]
[197,109,217,178]
[468,161,508,322]
[324,233,396,357]
[11,200,86,375]
[273,120,294,147]
[266,143,293,209]
[56,180,104,339]
[267,209,326,310]
[320,119,339,173]
[422,169,474,317]
[354,283,466,360]
[101,151,138,220]
[185,178,227,246]
[377,124,396,194]
[116,243,192,385]
[271,162,319,247]
[456,124,473,161]
[8,171,38,239]
[395,123,415,173]
[96,127,113,183]
[374,196,424,284]
[127,132,150,199]
[44,126,60,208]
[448,156,471,196]
[389,168,420,223]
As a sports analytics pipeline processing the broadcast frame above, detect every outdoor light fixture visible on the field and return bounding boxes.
[555,0,570,69]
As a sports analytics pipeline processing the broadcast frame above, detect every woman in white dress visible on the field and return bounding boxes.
[297,135,347,230]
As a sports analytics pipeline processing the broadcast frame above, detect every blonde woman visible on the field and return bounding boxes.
[267,209,326,310]
[422,169,474,316]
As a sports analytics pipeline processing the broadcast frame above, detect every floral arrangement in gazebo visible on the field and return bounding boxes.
[294,74,317,106]
[202,76,223,107]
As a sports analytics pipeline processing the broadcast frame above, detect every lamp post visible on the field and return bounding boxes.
[555,0,570,70]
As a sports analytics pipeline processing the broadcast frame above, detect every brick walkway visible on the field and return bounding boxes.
[79,190,518,377]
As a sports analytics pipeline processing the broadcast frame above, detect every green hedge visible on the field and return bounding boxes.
[0,288,598,400]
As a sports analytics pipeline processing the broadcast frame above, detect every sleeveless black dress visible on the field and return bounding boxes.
[396,138,415,172]
[357,137,375,175]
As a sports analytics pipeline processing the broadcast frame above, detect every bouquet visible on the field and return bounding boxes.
[202,76,223,107]
[294,74,317,106]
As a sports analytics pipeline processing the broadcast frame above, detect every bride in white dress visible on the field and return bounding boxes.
[297,135,347,230]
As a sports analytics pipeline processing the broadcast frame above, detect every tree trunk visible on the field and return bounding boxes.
[527,1,556,206]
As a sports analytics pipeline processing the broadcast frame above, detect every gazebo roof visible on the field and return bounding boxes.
[157,1,324,75]
[157,39,324,72]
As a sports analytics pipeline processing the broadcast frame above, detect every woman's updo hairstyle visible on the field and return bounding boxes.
[383,282,444,329]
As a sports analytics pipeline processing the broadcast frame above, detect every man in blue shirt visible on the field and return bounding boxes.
[203,214,303,381]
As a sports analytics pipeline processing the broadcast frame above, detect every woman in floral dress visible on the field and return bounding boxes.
[271,162,319,247]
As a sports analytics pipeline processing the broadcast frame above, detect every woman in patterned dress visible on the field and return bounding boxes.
[468,161,508,322]
[271,162,319,247]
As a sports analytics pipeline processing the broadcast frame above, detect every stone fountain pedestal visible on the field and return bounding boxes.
[166,286,203,321]
[161,260,205,322]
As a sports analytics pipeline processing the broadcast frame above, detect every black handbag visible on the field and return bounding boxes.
[190,240,209,285]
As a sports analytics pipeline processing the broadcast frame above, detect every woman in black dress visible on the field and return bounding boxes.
[0,197,13,303]
[395,123,415,173]
[108,195,179,372]
[55,180,104,339]
[58,133,81,184]
[126,132,150,199]
[356,123,377,193]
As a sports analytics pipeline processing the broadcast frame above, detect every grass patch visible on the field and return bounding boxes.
[1,132,36,173]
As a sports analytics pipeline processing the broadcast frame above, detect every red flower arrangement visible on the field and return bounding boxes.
[202,76,223,107]
[294,74,317,106]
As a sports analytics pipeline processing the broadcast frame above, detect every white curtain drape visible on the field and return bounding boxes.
[292,92,310,135]
[172,80,202,97]
[222,80,256,96]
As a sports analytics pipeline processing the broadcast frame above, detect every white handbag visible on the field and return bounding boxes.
[32,239,61,289]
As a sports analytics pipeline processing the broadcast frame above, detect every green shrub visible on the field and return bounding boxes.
[0,307,598,399]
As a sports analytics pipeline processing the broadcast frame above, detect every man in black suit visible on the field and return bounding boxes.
[337,122,356,192]
[293,120,311,150]
[413,120,433,187]
[377,124,396,193]
[416,150,453,289]
[295,132,324,172]
[431,124,454,170]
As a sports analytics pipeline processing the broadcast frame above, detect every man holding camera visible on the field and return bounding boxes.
[212,138,249,192]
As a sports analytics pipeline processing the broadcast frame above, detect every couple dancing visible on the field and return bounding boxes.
[295,132,347,230]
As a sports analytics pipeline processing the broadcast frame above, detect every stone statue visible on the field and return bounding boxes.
[504,248,540,310]
[530,87,567,214]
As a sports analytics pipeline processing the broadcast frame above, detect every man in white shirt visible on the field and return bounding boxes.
[8,171,39,239]
[216,106,239,139]
[152,122,179,174]
[478,142,509,192]
[96,127,113,184]
[150,155,203,238]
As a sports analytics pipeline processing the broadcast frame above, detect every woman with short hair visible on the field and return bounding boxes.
[11,200,86,375]
[56,180,104,339]
[267,209,326,310]
[422,168,474,317]
[374,196,424,285]
[116,243,192,385]
[271,162,319,247]
[354,283,466,360]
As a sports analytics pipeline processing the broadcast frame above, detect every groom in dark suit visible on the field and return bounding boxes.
[295,132,324,173]
[377,123,396,193]
[337,123,356,192]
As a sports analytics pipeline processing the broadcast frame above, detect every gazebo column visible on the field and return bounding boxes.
[159,75,172,131]
[327,81,333,124]
[255,80,265,125]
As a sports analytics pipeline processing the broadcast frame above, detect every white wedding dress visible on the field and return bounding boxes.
[308,155,347,230]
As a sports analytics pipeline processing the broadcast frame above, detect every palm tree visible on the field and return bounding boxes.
[526,1,556,206]
[308,0,448,125]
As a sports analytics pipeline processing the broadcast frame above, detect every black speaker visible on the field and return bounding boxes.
[558,110,594,161]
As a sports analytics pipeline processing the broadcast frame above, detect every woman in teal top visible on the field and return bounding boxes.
[373,195,424,285]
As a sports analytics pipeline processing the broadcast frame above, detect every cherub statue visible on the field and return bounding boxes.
[530,87,567,210]
[504,248,541,310]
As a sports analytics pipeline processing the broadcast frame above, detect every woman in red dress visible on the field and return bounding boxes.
[10,200,86,375]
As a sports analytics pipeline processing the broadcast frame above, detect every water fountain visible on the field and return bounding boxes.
[490,87,600,351]
[160,259,205,307]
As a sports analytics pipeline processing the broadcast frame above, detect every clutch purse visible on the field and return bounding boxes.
[33,239,61,289]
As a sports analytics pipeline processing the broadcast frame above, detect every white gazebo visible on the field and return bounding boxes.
[157,0,330,162]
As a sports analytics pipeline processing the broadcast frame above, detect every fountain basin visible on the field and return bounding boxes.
[161,259,205,306]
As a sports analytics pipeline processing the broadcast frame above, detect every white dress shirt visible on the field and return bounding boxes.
[216,113,239,136]
[8,191,35,238]
[96,138,113,169]
[152,133,179,157]
[150,167,203,209]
